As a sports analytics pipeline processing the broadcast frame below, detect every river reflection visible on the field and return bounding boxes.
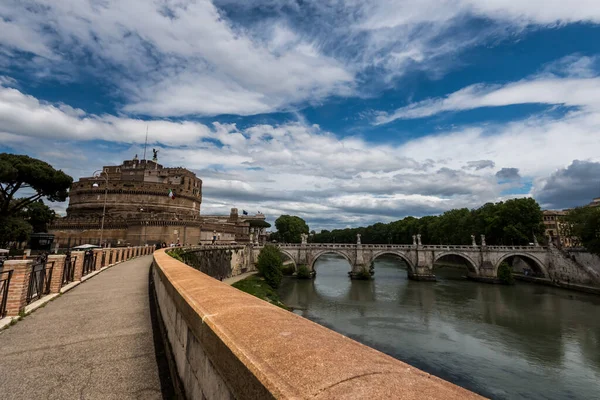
[278,254,600,399]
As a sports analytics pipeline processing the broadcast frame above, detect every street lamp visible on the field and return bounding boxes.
[92,170,109,247]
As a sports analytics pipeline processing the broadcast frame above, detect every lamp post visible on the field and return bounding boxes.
[92,170,109,247]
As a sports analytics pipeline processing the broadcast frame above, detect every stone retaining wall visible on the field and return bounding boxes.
[565,250,600,280]
[547,246,600,286]
[152,248,482,399]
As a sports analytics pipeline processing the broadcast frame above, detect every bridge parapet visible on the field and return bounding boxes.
[152,249,481,399]
[268,242,552,282]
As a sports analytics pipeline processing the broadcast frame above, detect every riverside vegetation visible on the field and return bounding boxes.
[232,245,288,309]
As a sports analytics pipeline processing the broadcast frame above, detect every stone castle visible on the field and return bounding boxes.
[49,157,267,247]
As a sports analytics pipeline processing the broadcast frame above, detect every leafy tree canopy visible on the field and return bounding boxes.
[273,215,309,243]
[0,216,33,247]
[0,153,73,218]
[565,207,600,255]
[312,198,544,246]
[257,244,283,289]
[19,200,57,232]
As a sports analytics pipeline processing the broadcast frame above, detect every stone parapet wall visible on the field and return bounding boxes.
[152,249,482,399]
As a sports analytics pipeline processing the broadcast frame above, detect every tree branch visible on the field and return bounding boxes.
[7,193,44,214]
[8,182,22,198]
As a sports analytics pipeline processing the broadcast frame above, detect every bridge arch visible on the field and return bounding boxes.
[433,252,479,275]
[309,250,353,272]
[368,251,415,274]
[279,249,297,271]
[495,252,548,278]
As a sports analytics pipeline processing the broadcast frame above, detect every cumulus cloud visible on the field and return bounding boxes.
[495,168,521,181]
[4,81,600,228]
[2,1,600,228]
[0,0,353,117]
[533,160,600,209]
[3,1,600,118]
[465,160,496,170]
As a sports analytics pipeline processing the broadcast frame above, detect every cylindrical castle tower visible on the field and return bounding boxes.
[66,159,202,220]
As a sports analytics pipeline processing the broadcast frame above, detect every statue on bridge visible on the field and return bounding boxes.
[480,234,486,246]
[412,235,417,246]
[471,235,476,247]
[301,233,308,245]
[417,234,422,246]
[356,233,361,245]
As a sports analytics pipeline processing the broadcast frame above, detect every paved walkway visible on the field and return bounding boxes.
[0,256,172,399]
[223,270,257,285]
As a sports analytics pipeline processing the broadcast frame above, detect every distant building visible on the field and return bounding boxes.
[541,196,599,248]
[588,197,600,208]
[49,157,267,248]
[542,210,576,248]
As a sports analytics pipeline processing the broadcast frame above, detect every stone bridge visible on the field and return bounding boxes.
[269,242,551,282]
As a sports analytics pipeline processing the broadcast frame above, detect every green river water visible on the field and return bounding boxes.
[278,254,600,399]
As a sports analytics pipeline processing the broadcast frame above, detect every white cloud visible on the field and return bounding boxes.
[2,1,600,118]
[4,81,599,228]
[0,84,212,144]
[0,0,353,117]
[375,55,600,124]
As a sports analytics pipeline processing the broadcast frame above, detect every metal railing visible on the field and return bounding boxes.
[82,251,96,277]
[26,256,54,305]
[62,254,77,286]
[0,270,13,318]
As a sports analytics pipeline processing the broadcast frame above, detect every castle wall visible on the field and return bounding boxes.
[49,158,264,248]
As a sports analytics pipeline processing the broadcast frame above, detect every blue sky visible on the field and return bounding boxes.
[1,0,600,229]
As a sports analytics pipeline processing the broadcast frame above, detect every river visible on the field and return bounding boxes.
[278,254,600,399]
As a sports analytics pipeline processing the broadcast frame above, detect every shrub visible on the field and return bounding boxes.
[296,265,311,279]
[497,262,515,285]
[281,263,295,276]
[257,245,283,289]
[167,248,184,262]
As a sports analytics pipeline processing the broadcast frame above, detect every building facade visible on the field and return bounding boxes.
[543,210,577,248]
[49,157,266,248]
[588,197,600,208]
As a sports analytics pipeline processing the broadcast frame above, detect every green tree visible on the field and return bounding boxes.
[274,215,309,243]
[19,200,56,232]
[566,207,600,255]
[0,217,33,246]
[495,198,545,245]
[309,198,544,246]
[0,153,72,218]
[497,262,515,285]
[257,245,283,288]
[296,265,311,279]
